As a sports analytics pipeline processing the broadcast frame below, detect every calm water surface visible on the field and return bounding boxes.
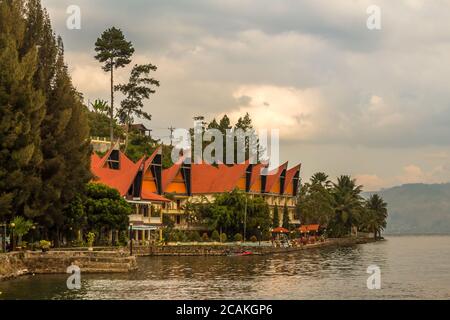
[0,235,449,299]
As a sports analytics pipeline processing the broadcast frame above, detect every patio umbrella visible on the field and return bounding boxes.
[271,227,289,233]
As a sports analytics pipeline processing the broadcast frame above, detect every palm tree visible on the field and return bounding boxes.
[90,99,109,115]
[310,172,332,188]
[366,194,388,239]
[330,175,364,237]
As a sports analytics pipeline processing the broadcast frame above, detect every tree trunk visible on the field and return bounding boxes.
[124,122,130,153]
[110,65,114,144]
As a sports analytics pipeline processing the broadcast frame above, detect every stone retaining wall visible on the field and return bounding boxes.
[0,250,137,281]
[133,237,373,256]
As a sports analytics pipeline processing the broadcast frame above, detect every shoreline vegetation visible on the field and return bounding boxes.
[1,0,389,286]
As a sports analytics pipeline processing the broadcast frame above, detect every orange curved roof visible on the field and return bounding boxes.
[91,151,144,196]
[264,162,288,193]
[141,188,171,202]
[91,148,170,203]
[284,164,301,193]
[143,146,162,173]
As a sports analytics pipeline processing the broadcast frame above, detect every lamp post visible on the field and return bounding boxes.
[244,195,247,242]
[129,223,133,256]
[31,225,36,251]
[10,222,15,252]
[257,225,261,246]
[1,222,6,253]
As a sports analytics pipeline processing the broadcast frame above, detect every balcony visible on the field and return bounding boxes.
[165,208,184,215]
[129,214,162,225]
[143,216,163,224]
[129,214,143,222]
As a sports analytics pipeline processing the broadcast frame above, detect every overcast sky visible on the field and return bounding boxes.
[42,0,450,191]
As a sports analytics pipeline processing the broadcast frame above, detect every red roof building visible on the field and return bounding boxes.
[91,147,302,234]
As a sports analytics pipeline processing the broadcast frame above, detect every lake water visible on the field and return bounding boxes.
[0,235,449,300]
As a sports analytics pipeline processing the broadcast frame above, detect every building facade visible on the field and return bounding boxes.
[91,147,301,238]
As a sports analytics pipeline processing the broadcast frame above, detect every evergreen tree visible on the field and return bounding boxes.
[282,204,290,229]
[0,0,45,221]
[94,27,134,143]
[39,38,92,243]
[272,204,279,228]
[115,63,159,152]
[21,0,57,95]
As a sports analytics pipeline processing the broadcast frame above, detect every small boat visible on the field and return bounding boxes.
[236,251,253,256]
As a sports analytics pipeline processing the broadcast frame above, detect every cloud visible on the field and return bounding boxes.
[40,0,450,188]
[226,85,324,141]
[355,174,385,191]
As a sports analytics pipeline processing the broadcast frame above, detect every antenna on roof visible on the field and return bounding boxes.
[168,126,175,146]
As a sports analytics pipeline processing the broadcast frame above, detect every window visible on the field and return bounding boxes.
[176,215,181,225]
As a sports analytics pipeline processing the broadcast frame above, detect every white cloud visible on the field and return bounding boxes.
[226,85,324,140]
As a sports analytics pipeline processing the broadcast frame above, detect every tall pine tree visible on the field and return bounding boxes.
[0,0,45,221]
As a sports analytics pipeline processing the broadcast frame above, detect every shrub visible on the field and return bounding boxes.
[172,230,188,242]
[234,233,243,242]
[189,231,202,242]
[211,230,220,242]
[202,232,209,242]
[250,235,258,242]
[39,240,51,250]
[220,233,227,243]
[86,232,95,247]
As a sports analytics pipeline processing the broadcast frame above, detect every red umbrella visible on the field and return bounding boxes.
[271,227,289,233]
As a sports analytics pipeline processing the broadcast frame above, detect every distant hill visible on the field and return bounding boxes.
[364,183,450,234]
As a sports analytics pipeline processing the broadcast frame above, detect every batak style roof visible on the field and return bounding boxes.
[162,160,301,196]
[91,148,301,199]
[90,148,170,202]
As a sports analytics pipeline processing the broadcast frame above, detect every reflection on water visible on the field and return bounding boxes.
[1,235,449,299]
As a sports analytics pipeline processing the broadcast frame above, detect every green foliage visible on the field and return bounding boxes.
[250,235,258,242]
[90,99,109,115]
[11,216,33,238]
[39,240,51,249]
[296,172,334,226]
[84,183,131,233]
[220,233,227,243]
[94,26,135,142]
[297,173,389,238]
[188,231,202,242]
[94,27,135,72]
[0,0,45,221]
[86,232,95,247]
[115,63,160,152]
[64,183,131,244]
[0,1,91,245]
[211,230,220,242]
[87,108,123,138]
[272,204,279,228]
[282,204,290,229]
[234,233,243,242]
[361,194,388,238]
